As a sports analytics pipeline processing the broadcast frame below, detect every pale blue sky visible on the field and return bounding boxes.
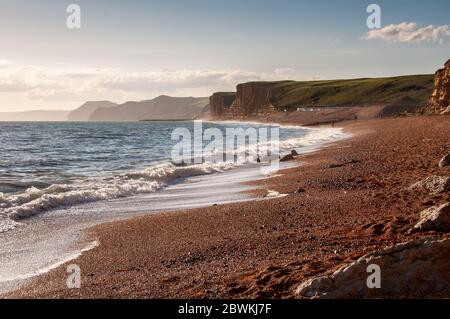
[0,0,449,110]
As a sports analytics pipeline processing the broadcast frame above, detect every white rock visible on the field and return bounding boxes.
[410,175,450,194]
[414,203,450,232]
[295,237,450,298]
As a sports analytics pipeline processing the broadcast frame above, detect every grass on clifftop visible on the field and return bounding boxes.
[265,74,434,109]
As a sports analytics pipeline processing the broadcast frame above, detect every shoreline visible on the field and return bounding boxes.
[5,115,450,298]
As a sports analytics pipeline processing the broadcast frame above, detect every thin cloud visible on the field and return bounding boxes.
[0,59,12,68]
[365,22,450,44]
[0,65,298,103]
[274,68,295,76]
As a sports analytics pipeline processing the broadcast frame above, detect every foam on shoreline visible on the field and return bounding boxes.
[0,125,346,233]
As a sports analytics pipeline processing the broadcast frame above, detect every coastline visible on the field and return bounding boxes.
[4,115,450,298]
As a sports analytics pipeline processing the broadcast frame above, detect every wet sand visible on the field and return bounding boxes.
[5,115,450,299]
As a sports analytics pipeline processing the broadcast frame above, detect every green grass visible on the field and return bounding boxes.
[256,74,434,110]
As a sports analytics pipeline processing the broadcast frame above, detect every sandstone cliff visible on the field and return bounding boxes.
[426,60,450,114]
[210,82,278,119]
[228,82,277,117]
[210,92,236,118]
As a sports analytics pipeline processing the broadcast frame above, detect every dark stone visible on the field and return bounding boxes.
[280,154,294,162]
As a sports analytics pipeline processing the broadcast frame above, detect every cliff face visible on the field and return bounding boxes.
[210,92,236,118]
[210,83,277,119]
[230,82,277,116]
[426,60,450,114]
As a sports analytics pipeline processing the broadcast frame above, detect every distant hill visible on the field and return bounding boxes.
[89,96,209,121]
[0,110,70,121]
[67,101,117,121]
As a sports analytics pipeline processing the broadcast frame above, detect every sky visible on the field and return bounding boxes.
[0,0,449,111]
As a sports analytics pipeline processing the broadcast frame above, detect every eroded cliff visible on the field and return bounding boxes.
[210,82,278,119]
[426,60,450,114]
[210,92,236,118]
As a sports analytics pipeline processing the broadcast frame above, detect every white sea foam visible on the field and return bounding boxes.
[278,127,346,149]
[0,240,99,284]
[0,126,346,233]
[0,215,19,233]
[0,161,239,228]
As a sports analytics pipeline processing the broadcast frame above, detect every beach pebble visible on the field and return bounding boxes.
[439,153,450,167]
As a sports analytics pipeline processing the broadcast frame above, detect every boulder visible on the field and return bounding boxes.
[439,153,450,168]
[295,237,450,298]
[410,175,450,194]
[413,203,450,232]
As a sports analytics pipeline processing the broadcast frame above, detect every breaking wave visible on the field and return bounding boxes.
[0,125,346,233]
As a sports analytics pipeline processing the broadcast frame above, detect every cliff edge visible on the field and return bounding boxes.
[425,60,450,114]
[210,82,277,119]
